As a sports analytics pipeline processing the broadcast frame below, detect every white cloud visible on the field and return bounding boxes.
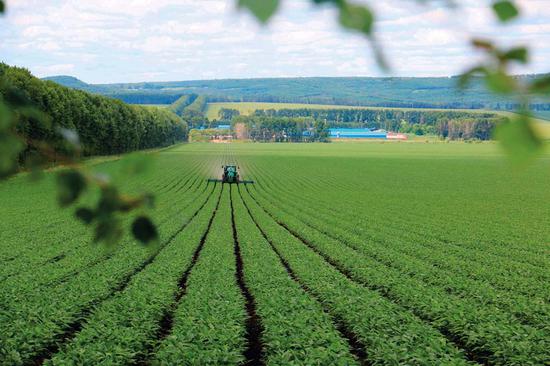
[135,36,203,52]
[1,0,548,82]
[21,26,52,38]
[412,28,457,47]
[152,20,225,35]
[39,41,62,51]
[34,63,75,76]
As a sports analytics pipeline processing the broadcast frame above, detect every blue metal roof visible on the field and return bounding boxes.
[329,128,387,139]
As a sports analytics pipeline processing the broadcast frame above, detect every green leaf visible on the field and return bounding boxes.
[530,76,550,94]
[94,218,123,245]
[494,115,543,165]
[24,152,46,182]
[132,216,159,244]
[484,70,516,94]
[97,186,121,214]
[56,170,87,207]
[17,106,52,129]
[142,193,155,209]
[492,1,519,22]
[120,152,153,176]
[458,66,487,89]
[339,3,374,35]
[0,133,24,178]
[57,127,81,148]
[502,47,528,63]
[75,207,95,225]
[0,1,5,13]
[0,100,13,131]
[372,41,389,71]
[471,38,494,51]
[238,0,279,23]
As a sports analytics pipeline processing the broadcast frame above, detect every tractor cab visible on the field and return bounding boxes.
[207,165,254,184]
[222,165,239,184]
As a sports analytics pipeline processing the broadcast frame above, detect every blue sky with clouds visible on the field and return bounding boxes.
[1,0,548,83]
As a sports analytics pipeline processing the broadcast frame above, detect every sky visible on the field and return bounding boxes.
[1,0,549,83]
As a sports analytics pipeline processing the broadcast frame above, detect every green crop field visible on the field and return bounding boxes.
[204,102,500,120]
[1,142,549,365]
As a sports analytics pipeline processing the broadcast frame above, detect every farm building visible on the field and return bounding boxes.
[329,128,387,139]
[387,132,408,140]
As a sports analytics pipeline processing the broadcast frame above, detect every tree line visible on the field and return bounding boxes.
[232,115,329,142]
[0,63,188,163]
[169,94,196,115]
[169,94,208,129]
[254,108,505,140]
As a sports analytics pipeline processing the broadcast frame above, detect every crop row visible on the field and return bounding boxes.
[0,155,203,278]
[0,160,204,303]
[47,184,222,364]
[238,186,472,365]
[249,160,550,302]
[0,166,204,298]
[249,173,550,328]
[231,185,358,365]
[244,178,549,365]
[152,187,248,364]
[0,159,214,364]
[248,158,549,267]
[2,143,548,365]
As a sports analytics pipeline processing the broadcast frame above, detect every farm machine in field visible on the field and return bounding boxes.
[207,165,254,184]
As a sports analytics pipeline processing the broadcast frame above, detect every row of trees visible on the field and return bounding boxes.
[218,108,241,121]
[254,108,504,140]
[169,94,208,129]
[232,115,329,142]
[398,118,497,140]
[204,93,550,112]
[1,63,188,161]
[169,94,196,116]
[102,92,181,105]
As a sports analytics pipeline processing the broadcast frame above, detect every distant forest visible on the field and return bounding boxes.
[44,75,550,114]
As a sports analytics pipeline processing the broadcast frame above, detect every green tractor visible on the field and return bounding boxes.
[208,165,254,184]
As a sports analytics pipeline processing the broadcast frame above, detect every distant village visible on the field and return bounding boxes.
[191,124,408,142]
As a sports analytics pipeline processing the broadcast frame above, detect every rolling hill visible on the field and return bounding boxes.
[44,74,550,118]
